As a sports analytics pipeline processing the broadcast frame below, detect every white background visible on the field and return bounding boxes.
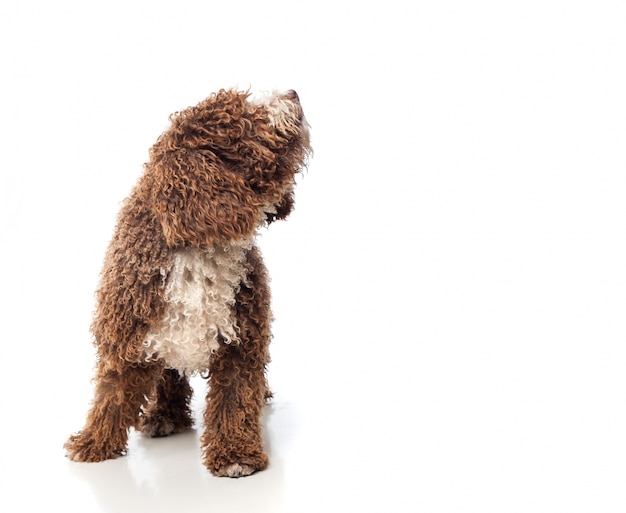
[1,1,625,511]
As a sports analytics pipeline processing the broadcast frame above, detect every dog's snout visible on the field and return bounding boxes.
[285,89,299,102]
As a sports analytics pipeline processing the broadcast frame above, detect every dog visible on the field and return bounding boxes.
[64,89,311,477]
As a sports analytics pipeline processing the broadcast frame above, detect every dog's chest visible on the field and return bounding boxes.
[143,242,252,374]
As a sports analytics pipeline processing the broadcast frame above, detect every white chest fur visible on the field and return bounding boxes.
[143,240,252,375]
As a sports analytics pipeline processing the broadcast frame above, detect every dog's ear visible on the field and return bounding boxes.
[149,150,262,248]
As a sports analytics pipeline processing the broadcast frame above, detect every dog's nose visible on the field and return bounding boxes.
[285,89,299,102]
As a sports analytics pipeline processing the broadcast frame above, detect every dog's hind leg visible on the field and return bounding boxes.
[139,369,194,437]
[201,246,271,477]
[64,362,161,462]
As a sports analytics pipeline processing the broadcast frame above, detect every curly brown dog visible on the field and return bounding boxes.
[64,89,311,477]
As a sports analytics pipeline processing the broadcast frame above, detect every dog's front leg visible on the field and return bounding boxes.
[65,362,161,462]
[201,342,269,477]
[201,247,271,477]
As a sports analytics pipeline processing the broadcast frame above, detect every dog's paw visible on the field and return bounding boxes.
[205,450,268,478]
[139,413,192,438]
[139,415,176,437]
[217,463,259,478]
[64,431,126,462]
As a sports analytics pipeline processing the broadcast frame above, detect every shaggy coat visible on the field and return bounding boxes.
[64,89,311,477]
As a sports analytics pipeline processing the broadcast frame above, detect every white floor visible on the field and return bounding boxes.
[2,1,626,511]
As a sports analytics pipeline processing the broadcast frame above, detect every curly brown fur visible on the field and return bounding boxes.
[64,89,311,477]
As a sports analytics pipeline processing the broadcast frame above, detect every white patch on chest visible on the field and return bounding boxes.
[143,240,252,375]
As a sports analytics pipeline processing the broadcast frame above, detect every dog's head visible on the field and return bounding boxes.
[146,89,311,248]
